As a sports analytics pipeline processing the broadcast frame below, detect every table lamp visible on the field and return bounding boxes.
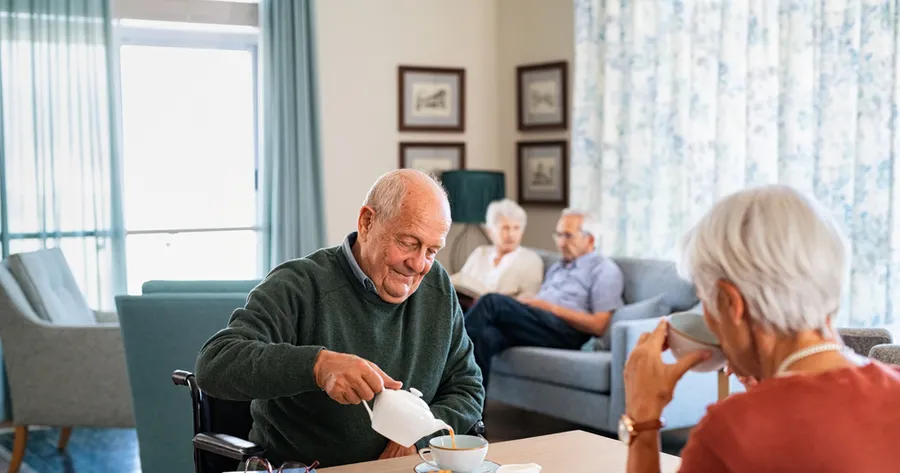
[441,170,506,272]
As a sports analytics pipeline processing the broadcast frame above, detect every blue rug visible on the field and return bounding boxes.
[0,427,140,473]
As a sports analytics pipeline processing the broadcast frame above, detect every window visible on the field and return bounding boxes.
[117,22,261,294]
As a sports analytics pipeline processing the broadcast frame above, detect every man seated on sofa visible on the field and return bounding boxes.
[194,169,484,468]
[464,209,625,389]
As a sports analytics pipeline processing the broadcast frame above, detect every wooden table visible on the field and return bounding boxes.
[318,430,682,473]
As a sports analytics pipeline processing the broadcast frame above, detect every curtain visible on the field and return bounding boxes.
[0,0,124,309]
[573,0,899,328]
[259,0,325,270]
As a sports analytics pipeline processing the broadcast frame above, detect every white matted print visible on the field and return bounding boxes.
[399,66,465,131]
[399,142,466,178]
[517,61,567,131]
[517,141,568,206]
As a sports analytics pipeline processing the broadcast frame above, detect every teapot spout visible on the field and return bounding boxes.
[432,419,452,434]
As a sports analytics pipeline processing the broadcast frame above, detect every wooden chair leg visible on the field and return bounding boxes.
[8,425,28,473]
[58,427,73,451]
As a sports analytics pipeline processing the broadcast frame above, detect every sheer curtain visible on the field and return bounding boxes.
[572,0,899,328]
[0,0,124,309]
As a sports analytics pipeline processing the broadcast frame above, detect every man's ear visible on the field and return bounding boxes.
[715,280,746,326]
[357,206,376,242]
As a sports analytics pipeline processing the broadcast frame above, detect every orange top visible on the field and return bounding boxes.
[678,361,900,473]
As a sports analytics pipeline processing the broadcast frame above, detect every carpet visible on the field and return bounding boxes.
[0,427,140,473]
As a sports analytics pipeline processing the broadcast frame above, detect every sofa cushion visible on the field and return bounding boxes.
[612,257,698,311]
[581,294,671,351]
[7,248,95,325]
[492,346,612,393]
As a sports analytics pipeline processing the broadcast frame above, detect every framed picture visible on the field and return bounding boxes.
[398,66,465,132]
[517,61,568,131]
[399,142,466,177]
[517,140,568,206]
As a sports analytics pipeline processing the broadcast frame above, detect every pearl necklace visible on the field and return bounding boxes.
[775,342,847,377]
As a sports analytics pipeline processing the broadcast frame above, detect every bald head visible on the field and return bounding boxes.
[363,169,451,224]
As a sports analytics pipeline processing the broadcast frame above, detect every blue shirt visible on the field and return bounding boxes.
[342,232,378,294]
[536,252,625,314]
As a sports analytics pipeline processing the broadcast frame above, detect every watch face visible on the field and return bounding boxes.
[617,417,631,446]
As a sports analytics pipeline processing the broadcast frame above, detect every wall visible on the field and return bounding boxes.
[315,0,501,271]
[112,0,257,25]
[498,0,574,252]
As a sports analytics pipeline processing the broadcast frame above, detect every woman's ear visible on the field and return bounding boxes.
[715,280,746,326]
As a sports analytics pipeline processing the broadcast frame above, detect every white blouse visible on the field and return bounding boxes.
[450,245,544,298]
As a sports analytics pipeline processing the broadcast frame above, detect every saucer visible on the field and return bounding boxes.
[414,460,501,473]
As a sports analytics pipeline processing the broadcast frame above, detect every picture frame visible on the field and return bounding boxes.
[399,142,466,177]
[517,140,568,206]
[398,66,465,132]
[517,61,568,131]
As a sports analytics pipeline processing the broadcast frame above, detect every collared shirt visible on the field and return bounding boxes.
[342,232,378,294]
[535,252,624,314]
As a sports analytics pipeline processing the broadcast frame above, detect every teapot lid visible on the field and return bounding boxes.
[382,387,430,411]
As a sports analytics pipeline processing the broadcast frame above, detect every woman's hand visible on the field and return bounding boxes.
[724,363,759,389]
[624,319,712,420]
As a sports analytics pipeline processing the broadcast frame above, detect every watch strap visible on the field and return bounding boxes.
[630,418,664,433]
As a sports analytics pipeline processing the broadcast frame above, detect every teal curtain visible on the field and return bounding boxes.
[0,0,125,309]
[259,0,325,270]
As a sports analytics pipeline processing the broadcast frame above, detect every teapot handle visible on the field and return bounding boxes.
[362,399,374,420]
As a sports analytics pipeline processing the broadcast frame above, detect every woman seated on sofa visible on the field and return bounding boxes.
[451,198,543,309]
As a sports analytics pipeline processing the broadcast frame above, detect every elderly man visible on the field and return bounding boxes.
[623,185,900,473]
[195,170,484,468]
[464,208,625,389]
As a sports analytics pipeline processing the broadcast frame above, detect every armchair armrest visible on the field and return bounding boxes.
[93,309,119,323]
[4,321,134,427]
[193,432,264,461]
[869,344,900,365]
[609,317,731,431]
[837,328,893,357]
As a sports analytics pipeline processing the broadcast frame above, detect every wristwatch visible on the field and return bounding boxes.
[618,414,664,446]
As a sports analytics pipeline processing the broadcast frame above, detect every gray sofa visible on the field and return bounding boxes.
[488,250,710,433]
[486,250,900,434]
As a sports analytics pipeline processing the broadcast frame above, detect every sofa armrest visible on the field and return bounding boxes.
[869,344,900,365]
[93,310,119,323]
[5,322,134,427]
[837,328,893,357]
[609,318,733,431]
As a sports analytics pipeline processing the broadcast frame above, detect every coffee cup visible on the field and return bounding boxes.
[418,434,489,473]
[666,311,727,372]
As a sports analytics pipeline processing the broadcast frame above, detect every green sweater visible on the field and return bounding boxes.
[194,245,485,468]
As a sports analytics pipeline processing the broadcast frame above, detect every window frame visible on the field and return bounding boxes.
[114,20,264,287]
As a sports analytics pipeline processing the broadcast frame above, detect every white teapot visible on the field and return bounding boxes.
[363,387,451,448]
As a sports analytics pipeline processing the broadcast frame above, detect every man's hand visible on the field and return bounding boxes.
[518,296,552,312]
[623,319,712,421]
[379,441,417,459]
[313,350,403,405]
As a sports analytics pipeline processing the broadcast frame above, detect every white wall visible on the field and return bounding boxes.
[315,0,502,268]
[315,0,573,259]
[498,0,574,251]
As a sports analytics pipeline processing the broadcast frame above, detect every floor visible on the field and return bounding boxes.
[0,401,690,473]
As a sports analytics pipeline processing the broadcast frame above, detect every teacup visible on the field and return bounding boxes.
[418,434,489,473]
[666,311,727,372]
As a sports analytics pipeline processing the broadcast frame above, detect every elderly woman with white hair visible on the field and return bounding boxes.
[621,185,900,473]
[451,198,544,307]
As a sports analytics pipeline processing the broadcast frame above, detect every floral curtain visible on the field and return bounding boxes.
[572,0,899,328]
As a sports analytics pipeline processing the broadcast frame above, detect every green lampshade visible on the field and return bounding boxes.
[441,170,506,223]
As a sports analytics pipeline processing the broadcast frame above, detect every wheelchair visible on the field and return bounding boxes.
[173,369,486,473]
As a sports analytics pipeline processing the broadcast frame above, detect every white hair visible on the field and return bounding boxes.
[362,169,447,222]
[561,208,600,239]
[678,185,849,334]
[485,199,527,228]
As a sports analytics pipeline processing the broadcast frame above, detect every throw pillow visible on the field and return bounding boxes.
[592,294,671,351]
